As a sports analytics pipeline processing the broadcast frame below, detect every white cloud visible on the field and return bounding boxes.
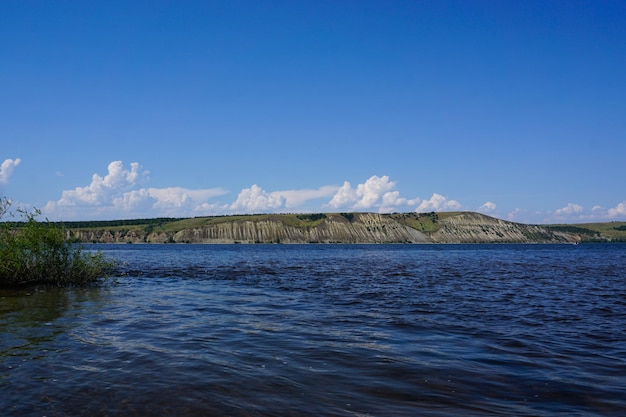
[382,191,402,207]
[109,187,228,214]
[113,188,152,211]
[478,201,497,213]
[608,201,626,218]
[415,193,462,212]
[522,201,626,224]
[507,208,524,222]
[148,187,226,209]
[228,184,338,213]
[544,203,588,223]
[230,184,286,213]
[278,186,338,208]
[326,181,359,209]
[379,191,421,213]
[507,208,542,224]
[327,175,410,211]
[40,163,480,221]
[326,176,460,214]
[555,203,584,216]
[559,202,626,221]
[55,161,147,207]
[353,175,397,209]
[193,202,230,216]
[43,161,227,220]
[0,158,21,184]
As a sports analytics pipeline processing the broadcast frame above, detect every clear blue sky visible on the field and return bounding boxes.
[1,1,625,223]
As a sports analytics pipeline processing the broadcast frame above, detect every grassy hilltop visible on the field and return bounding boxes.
[544,221,626,242]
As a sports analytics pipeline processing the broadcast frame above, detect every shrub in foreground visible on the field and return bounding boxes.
[0,197,114,287]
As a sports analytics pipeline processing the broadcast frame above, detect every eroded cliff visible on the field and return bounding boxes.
[428,212,575,243]
[65,212,578,244]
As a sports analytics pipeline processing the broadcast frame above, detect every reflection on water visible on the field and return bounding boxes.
[1,244,625,416]
[1,288,74,358]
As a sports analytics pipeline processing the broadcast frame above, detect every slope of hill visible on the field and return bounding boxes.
[62,212,591,244]
[544,221,626,242]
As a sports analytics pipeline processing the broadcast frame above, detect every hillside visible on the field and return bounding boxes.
[58,211,611,244]
[544,221,626,242]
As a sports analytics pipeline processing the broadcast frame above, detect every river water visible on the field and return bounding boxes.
[1,244,625,416]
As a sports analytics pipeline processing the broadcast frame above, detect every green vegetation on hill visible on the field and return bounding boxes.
[545,222,626,242]
[56,217,185,229]
[390,212,443,232]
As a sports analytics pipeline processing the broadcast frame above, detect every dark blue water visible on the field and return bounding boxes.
[1,244,625,416]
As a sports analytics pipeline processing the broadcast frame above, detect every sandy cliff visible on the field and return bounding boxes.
[170,213,431,244]
[66,212,578,244]
[428,212,575,243]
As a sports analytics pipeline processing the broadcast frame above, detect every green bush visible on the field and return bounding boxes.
[0,197,115,287]
[297,213,327,222]
[340,213,354,222]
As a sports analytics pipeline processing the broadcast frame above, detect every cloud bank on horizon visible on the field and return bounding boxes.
[40,160,464,219]
[2,158,625,224]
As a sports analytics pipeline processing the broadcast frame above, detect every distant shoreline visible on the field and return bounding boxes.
[52,211,626,245]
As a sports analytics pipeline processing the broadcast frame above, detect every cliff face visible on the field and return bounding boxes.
[171,213,431,244]
[66,212,578,244]
[429,212,575,243]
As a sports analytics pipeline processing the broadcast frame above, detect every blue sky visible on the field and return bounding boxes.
[1,1,625,223]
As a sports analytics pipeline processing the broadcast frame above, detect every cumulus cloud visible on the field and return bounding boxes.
[55,161,146,207]
[276,186,338,208]
[327,175,396,209]
[353,175,397,209]
[478,201,497,213]
[379,191,421,213]
[149,187,226,209]
[230,184,287,213]
[532,201,626,223]
[41,164,474,220]
[543,203,587,222]
[327,175,415,211]
[232,177,431,214]
[326,181,359,209]
[326,175,461,214]
[113,188,152,211]
[228,184,339,213]
[230,175,426,214]
[0,158,21,184]
[43,161,227,220]
[555,203,584,216]
[415,193,461,212]
[608,201,626,218]
[105,187,228,215]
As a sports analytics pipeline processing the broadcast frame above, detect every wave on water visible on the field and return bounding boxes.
[2,244,625,416]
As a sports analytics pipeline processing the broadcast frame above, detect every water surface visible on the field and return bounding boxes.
[1,244,625,416]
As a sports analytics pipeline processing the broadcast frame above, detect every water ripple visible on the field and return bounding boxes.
[1,244,625,416]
